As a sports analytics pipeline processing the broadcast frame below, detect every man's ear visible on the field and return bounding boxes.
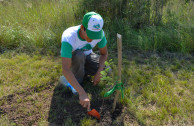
[80,25,84,31]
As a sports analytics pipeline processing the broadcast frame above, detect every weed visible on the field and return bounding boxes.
[80,117,97,126]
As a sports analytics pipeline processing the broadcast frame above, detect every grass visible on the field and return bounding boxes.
[77,0,194,53]
[0,0,79,55]
[0,115,16,126]
[0,0,193,54]
[0,51,61,98]
[0,51,193,125]
[119,52,194,125]
[0,0,193,125]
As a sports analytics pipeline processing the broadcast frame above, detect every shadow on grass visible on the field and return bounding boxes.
[48,81,124,126]
[48,83,83,125]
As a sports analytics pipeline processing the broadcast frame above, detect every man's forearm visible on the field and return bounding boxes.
[97,53,108,74]
[62,68,86,95]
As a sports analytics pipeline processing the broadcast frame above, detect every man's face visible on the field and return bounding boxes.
[81,26,93,42]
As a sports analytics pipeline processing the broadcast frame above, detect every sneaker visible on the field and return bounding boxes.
[59,76,78,95]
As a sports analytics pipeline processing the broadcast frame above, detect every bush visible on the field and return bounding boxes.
[77,0,194,53]
[0,0,193,54]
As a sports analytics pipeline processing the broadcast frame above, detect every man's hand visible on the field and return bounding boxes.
[93,72,101,86]
[79,93,90,111]
[62,57,90,110]
[93,45,108,86]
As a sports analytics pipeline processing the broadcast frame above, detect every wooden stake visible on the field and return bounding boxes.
[112,33,122,112]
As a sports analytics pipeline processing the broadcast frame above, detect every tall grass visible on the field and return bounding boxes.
[0,0,79,55]
[78,0,194,53]
[0,0,193,54]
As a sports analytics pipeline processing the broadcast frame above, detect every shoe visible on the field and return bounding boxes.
[59,76,78,95]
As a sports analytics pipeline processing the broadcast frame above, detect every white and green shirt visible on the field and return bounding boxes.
[61,25,107,58]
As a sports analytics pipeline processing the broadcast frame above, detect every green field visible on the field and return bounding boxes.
[0,51,193,125]
[0,0,194,125]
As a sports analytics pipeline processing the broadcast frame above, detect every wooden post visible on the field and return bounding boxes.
[112,33,122,112]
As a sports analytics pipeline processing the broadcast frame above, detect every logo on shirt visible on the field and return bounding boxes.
[80,44,92,51]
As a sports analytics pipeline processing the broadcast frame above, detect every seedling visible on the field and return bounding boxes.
[104,33,123,112]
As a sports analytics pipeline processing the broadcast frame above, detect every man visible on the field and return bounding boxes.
[60,12,108,110]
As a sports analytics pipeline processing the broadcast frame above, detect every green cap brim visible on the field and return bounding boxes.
[86,29,103,39]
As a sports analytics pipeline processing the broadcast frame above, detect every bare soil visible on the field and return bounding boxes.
[0,82,123,126]
[48,84,123,126]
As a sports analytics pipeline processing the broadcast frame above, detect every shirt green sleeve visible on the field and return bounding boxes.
[61,42,73,58]
[97,35,107,48]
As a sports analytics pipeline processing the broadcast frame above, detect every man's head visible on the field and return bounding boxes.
[81,12,104,40]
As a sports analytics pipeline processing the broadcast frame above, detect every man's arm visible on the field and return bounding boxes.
[93,45,108,85]
[62,57,90,110]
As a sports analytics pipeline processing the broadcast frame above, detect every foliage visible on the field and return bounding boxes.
[99,59,118,98]
[77,0,194,53]
[0,0,193,54]
[0,0,79,55]
[100,59,115,85]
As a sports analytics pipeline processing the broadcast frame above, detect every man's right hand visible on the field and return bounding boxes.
[79,93,90,111]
